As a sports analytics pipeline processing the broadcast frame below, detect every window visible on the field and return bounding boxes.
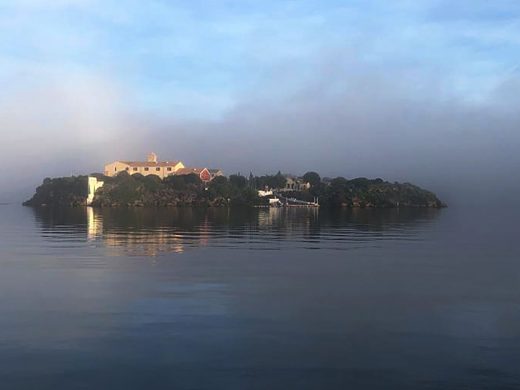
[167,167,172,171]
[125,167,129,171]
[144,167,149,171]
[114,167,117,171]
[156,167,161,171]
[133,167,138,171]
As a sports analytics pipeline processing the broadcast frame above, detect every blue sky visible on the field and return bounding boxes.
[1,0,520,200]
[2,0,519,117]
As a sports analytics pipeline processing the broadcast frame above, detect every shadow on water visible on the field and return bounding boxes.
[30,207,443,256]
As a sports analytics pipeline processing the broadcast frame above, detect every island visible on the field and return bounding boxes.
[23,153,445,208]
[23,171,445,209]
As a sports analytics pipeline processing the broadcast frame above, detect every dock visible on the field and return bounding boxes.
[273,193,319,207]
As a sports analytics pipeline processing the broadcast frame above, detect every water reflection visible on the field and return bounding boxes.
[8,205,520,389]
[31,207,442,256]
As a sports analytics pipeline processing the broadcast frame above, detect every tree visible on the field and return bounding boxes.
[143,174,162,192]
[208,176,230,198]
[330,177,348,189]
[272,171,287,189]
[254,173,286,190]
[248,172,255,188]
[303,171,321,187]
[183,173,202,185]
[229,174,247,189]
[164,175,186,190]
[328,177,349,206]
[212,176,228,186]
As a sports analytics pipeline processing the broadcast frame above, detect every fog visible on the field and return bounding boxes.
[1,59,520,205]
[1,2,519,206]
[150,58,520,207]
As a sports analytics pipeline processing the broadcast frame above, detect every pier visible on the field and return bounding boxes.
[273,192,319,207]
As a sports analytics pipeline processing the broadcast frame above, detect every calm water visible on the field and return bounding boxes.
[0,205,519,389]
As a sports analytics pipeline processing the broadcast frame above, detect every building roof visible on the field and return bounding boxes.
[175,167,208,175]
[119,160,183,168]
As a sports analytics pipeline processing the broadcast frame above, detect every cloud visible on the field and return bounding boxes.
[133,53,520,206]
[3,0,93,8]
[1,1,520,204]
[3,51,519,204]
[0,67,139,195]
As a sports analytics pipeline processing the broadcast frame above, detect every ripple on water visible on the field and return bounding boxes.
[1,207,442,257]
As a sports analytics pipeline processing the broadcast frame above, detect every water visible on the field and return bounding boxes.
[0,205,519,389]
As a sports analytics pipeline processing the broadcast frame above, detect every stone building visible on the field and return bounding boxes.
[280,176,311,192]
[104,153,185,180]
[103,153,222,182]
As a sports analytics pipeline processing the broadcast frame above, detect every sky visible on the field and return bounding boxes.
[1,0,519,203]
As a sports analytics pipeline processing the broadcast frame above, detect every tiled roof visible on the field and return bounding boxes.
[120,161,183,167]
[175,167,207,175]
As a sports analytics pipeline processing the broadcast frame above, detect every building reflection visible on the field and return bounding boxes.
[87,207,102,240]
[31,206,442,256]
[86,208,189,256]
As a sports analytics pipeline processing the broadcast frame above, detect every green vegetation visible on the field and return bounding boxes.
[94,172,265,207]
[302,171,321,188]
[89,172,257,207]
[23,176,88,207]
[296,173,445,208]
[253,171,287,190]
[24,170,445,208]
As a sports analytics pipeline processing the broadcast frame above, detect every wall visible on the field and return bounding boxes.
[87,176,104,206]
[104,161,185,179]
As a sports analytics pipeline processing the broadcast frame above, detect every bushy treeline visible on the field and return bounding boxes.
[92,172,260,207]
[286,173,445,208]
[24,170,445,208]
[251,171,287,190]
[230,170,444,208]
[23,172,263,207]
[23,176,88,207]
